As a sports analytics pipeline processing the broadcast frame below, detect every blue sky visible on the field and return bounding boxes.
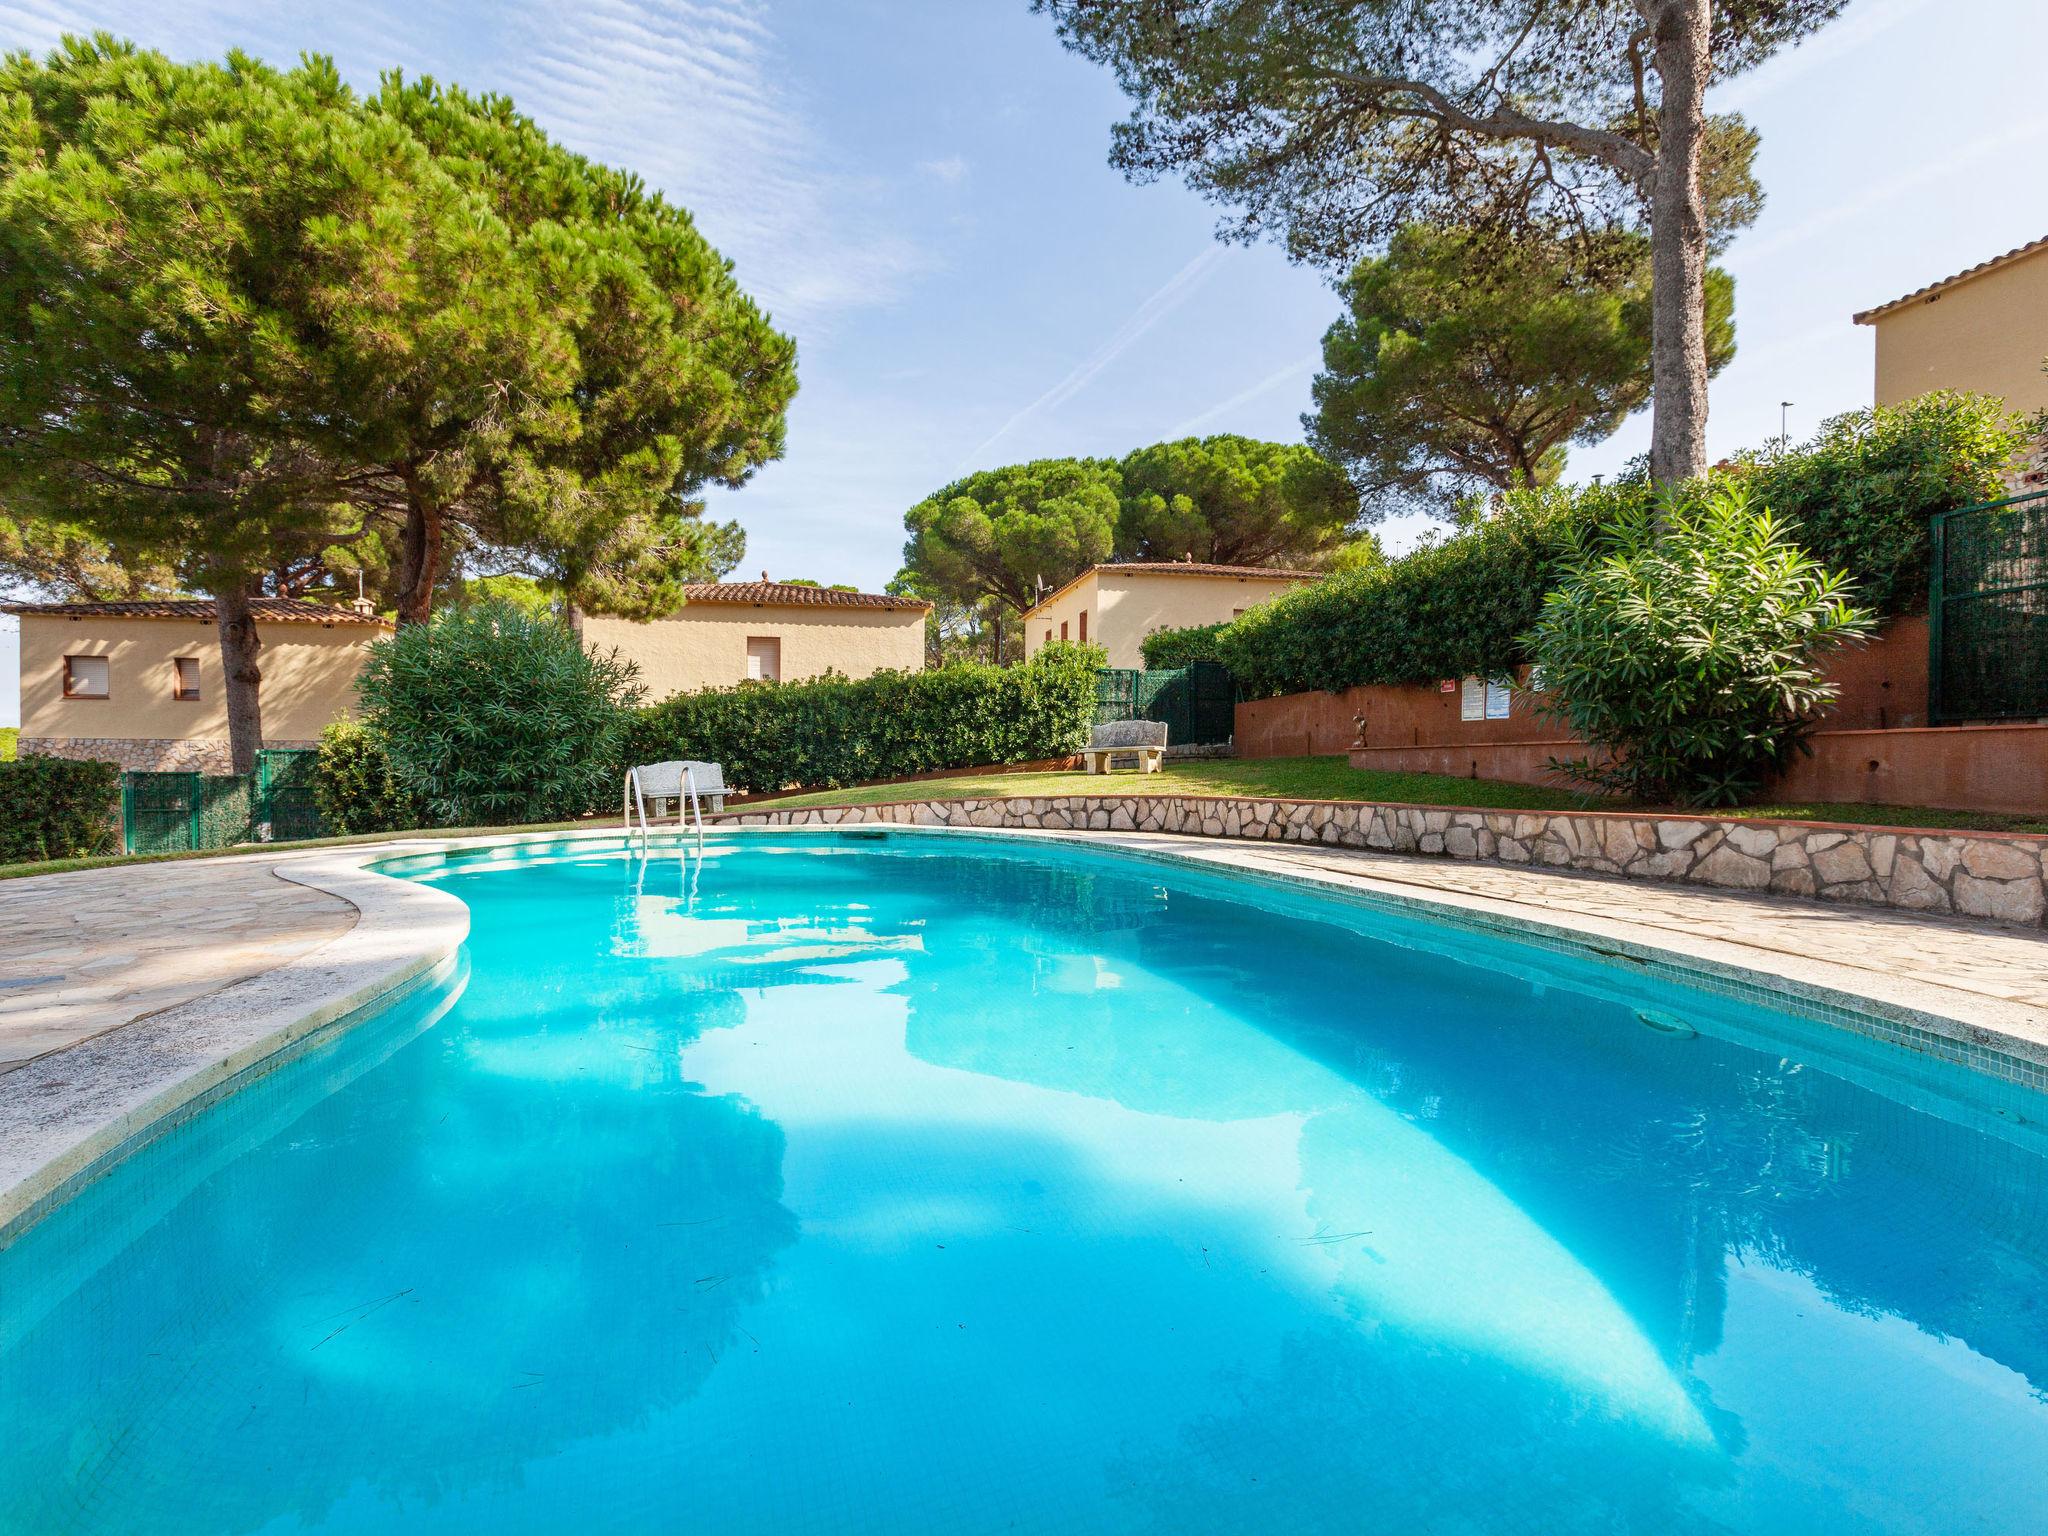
[4,0,2048,725]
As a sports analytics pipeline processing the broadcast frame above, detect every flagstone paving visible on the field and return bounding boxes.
[0,859,355,1073]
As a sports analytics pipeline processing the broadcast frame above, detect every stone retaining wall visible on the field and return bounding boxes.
[715,794,2048,928]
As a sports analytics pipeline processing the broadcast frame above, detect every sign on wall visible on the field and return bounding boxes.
[1460,677,1485,722]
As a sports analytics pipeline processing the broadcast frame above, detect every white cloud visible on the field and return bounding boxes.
[486,0,937,333]
[919,154,969,184]
[1169,349,1320,439]
[957,245,1228,470]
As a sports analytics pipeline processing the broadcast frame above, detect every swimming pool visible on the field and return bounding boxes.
[2,829,2045,1533]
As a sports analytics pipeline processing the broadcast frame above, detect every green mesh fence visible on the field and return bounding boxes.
[121,749,327,854]
[1094,661,1236,746]
[1930,490,2048,723]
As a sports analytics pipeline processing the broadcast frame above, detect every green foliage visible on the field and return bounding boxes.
[1728,391,2031,617]
[1310,227,1735,516]
[1529,487,1875,807]
[630,644,1104,795]
[1115,435,1357,563]
[1204,388,2021,699]
[312,720,421,836]
[902,458,1122,612]
[1218,482,1647,697]
[0,727,15,762]
[356,602,642,826]
[1140,622,1230,669]
[0,755,118,862]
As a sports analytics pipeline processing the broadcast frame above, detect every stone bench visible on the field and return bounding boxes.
[1082,719,1167,775]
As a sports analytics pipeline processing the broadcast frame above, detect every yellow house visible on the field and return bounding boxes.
[1021,562,1319,671]
[5,597,387,772]
[1854,236,2048,411]
[575,580,929,703]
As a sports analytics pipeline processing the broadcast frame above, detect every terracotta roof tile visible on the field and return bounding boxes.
[677,582,928,611]
[1853,235,2048,323]
[0,597,389,625]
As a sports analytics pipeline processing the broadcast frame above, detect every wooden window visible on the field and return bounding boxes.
[1043,628,1053,647]
[746,635,781,682]
[1078,609,1087,643]
[1060,620,1069,641]
[173,656,201,702]
[63,655,109,699]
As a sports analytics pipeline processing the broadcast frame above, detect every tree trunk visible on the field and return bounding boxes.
[394,477,443,628]
[1646,0,1712,486]
[215,579,265,777]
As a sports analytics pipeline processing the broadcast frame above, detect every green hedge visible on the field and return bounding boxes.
[1727,390,2029,617]
[1209,391,2029,700]
[1139,621,1230,670]
[629,643,1103,794]
[312,720,423,836]
[0,755,119,862]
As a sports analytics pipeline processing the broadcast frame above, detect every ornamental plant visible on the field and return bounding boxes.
[356,601,642,826]
[1527,486,1874,807]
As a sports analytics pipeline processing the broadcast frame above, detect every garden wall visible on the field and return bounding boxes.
[713,794,2048,928]
[1236,617,1931,760]
[1232,616,2048,816]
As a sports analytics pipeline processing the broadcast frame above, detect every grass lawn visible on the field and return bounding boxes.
[752,755,2048,835]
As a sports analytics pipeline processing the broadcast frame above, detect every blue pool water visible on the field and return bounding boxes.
[3,831,2046,1533]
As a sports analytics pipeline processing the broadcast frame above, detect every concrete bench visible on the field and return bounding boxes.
[1082,719,1167,775]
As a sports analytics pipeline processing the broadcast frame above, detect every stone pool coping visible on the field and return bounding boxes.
[4,821,2046,1242]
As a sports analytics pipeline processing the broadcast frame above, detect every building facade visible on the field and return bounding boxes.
[6,598,387,772]
[1021,562,1319,671]
[575,581,929,702]
[1854,236,2048,413]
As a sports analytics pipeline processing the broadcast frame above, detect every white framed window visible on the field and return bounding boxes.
[63,654,110,699]
[746,635,781,682]
[173,656,202,702]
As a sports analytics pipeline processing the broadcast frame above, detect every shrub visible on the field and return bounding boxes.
[630,643,1103,794]
[1729,390,2031,618]
[1217,482,1645,697]
[0,754,119,862]
[356,602,642,826]
[1527,487,1875,807]
[1140,622,1229,669]
[312,719,421,836]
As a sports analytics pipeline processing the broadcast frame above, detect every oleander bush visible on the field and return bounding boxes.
[1139,621,1229,670]
[630,642,1103,794]
[311,719,422,836]
[0,754,119,862]
[356,602,642,826]
[1528,486,1876,807]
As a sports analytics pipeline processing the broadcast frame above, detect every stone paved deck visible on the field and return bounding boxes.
[0,858,356,1073]
[1247,842,2048,1023]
